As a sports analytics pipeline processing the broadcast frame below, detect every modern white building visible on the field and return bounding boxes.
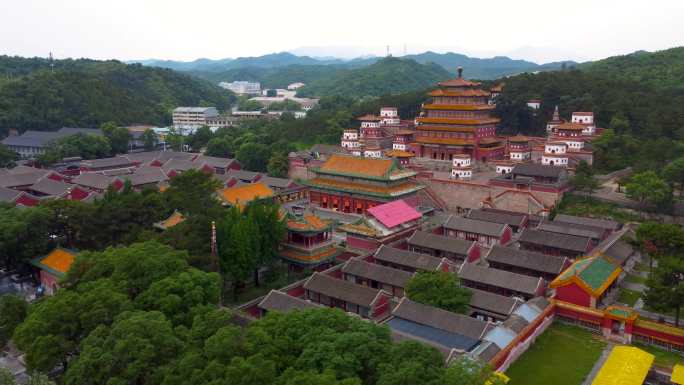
[287,82,306,90]
[219,81,261,95]
[172,107,219,130]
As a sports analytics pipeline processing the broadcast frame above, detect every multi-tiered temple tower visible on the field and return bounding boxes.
[411,68,504,162]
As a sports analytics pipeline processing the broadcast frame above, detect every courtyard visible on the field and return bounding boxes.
[506,323,606,385]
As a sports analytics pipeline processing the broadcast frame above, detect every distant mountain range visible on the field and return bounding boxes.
[130,51,578,80]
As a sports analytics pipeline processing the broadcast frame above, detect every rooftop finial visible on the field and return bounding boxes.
[457,67,463,78]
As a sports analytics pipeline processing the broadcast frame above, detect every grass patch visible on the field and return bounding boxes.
[617,289,641,306]
[554,194,641,223]
[633,342,684,368]
[625,273,647,285]
[506,323,606,385]
[634,262,650,273]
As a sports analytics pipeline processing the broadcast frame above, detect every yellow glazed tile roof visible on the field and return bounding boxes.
[219,183,274,206]
[40,248,76,274]
[592,346,654,385]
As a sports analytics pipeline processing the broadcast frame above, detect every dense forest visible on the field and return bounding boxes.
[295,57,450,99]
[579,46,684,91]
[0,57,235,135]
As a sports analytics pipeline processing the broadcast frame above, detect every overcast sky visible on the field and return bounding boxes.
[2,0,683,63]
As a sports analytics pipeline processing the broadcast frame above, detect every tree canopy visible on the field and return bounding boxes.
[405,271,472,314]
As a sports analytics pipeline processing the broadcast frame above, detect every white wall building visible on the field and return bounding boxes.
[341,129,360,149]
[451,154,472,179]
[527,100,541,110]
[541,142,568,166]
[571,112,596,135]
[172,107,219,129]
[379,107,401,125]
[496,164,514,174]
[219,81,261,95]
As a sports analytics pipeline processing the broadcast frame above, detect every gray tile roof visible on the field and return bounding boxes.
[553,214,619,231]
[227,169,262,181]
[444,215,507,237]
[156,151,198,163]
[469,288,522,317]
[303,272,382,307]
[501,314,530,333]
[342,258,414,288]
[541,220,604,240]
[1,128,102,149]
[257,290,321,313]
[29,178,70,196]
[392,297,491,340]
[458,264,543,296]
[259,176,295,189]
[374,245,447,271]
[161,158,198,173]
[0,186,21,202]
[467,209,527,228]
[72,173,114,190]
[518,229,590,252]
[1,130,62,148]
[194,155,238,169]
[119,167,168,186]
[80,156,135,169]
[474,341,501,362]
[512,163,564,178]
[486,245,568,275]
[0,169,51,188]
[123,151,163,164]
[408,231,474,256]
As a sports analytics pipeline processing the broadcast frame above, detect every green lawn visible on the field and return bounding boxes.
[506,323,606,385]
[625,273,647,285]
[617,289,642,306]
[633,342,684,368]
[554,194,640,223]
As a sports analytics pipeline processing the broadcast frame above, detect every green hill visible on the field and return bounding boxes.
[0,57,235,132]
[405,51,574,79]
[191,64,345,89]
[580,47,684,90]
[296,57,451,98]
[491,68,684,172]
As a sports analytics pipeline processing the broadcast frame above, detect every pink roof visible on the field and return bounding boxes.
[367,200,421,228]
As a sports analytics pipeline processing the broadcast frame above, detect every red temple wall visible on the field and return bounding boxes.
[467,245,481,263]
[15,194,39,206]
[501,227,512,245]
[285,286,305,297]
[555,284,592,307]
[347,236,380,252]
[372,294,390,318]
[68,187,90,201]
[632,325,684,347]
